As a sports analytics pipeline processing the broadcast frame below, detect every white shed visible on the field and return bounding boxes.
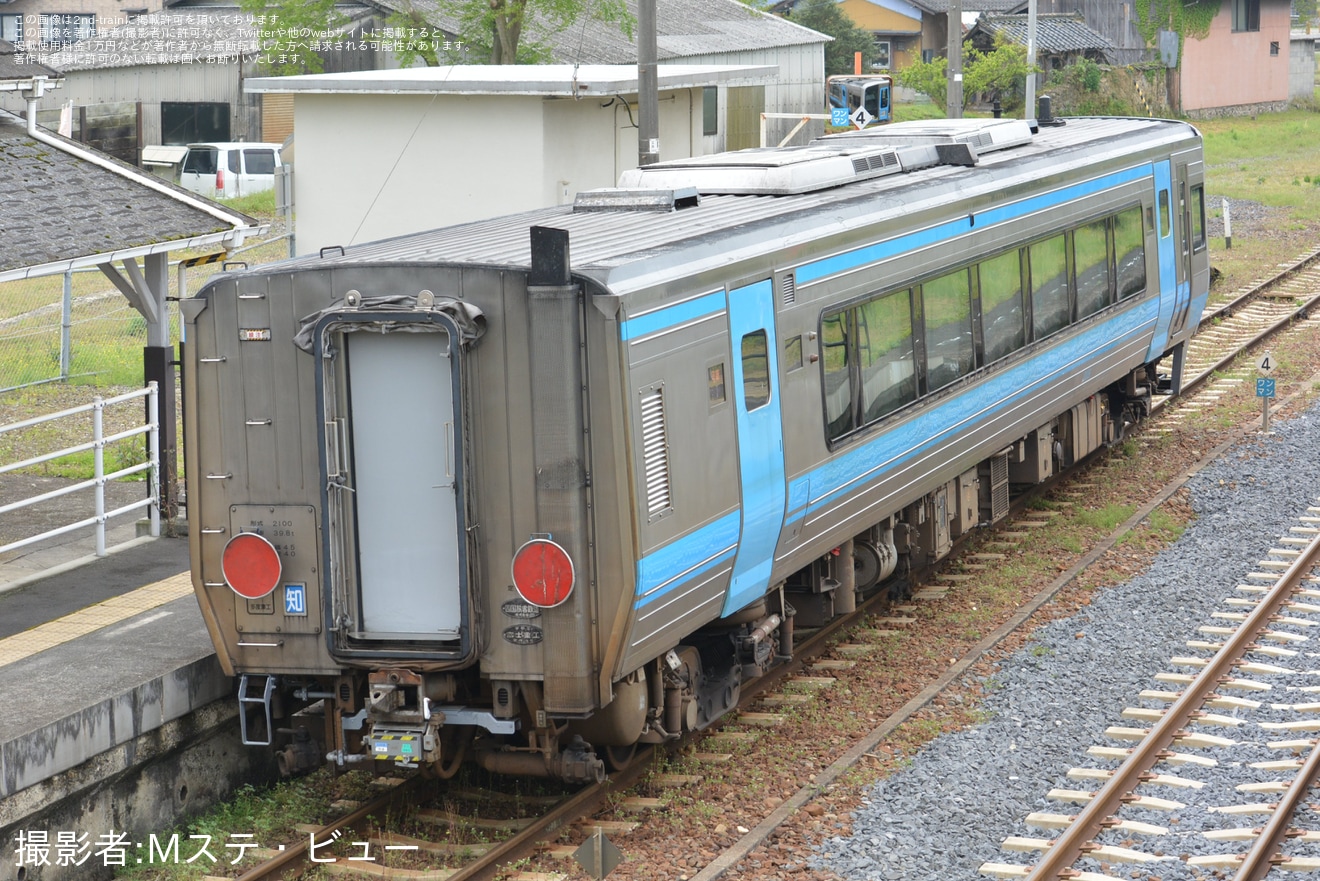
[245,63,777,256]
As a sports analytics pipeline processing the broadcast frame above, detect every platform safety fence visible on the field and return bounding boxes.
[0,383,160,559]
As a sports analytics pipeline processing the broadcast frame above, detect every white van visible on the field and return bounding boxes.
[179,142,282,199]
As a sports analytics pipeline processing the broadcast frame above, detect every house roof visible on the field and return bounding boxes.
[967,12,1113,54]
[909,0,1022,14]
[0,111,263,281]
[33,11,262,72]
[372,0,829,63]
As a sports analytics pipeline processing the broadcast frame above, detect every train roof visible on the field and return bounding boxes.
[228,117,1200,300]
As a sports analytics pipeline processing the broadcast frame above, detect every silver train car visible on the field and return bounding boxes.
[184,117,1210,782]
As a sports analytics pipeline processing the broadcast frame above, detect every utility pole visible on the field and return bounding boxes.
[946,0,962,118]
[638,0,659,165]
[1024,0,1038,124]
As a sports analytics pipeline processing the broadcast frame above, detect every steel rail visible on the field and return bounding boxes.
[1198,245,1320,327]
[1233,734,1320,881]
[234,775,426,880]
[1025,529,1320,880]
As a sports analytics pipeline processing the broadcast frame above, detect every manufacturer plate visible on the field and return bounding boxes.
[503,624,544,646]
[501,599,542,619]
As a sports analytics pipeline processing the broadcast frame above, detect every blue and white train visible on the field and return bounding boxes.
[184,117,1209,782]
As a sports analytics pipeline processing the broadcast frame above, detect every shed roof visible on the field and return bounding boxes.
[0,112,263,281]
[245,63,778,96]
[967,12,1113,54]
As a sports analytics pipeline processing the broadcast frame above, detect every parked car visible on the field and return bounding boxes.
[179,142,282,199]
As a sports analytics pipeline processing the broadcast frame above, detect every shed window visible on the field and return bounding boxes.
[702,87,718,136]
[1232,0,1260,31]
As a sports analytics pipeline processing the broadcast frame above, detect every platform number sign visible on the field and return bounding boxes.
[1256,352,1277,433]
[850,106,874,130]
[284,583,307,616]
[1257,353,1275,374]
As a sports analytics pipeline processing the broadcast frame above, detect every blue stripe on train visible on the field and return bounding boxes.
[620,290,726,341]
[795,164,1153,286]
[635,510,741,609]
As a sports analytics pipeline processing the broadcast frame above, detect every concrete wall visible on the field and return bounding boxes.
[1182,0,1292,114]
[292,86,707,255]
[1290,33,1318,100]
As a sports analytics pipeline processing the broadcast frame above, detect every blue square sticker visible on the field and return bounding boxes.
[284,583,306,616]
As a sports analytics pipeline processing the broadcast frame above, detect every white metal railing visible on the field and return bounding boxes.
[0,382,160,557]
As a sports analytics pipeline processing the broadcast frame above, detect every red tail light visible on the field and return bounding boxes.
[222,532,282,599]
[511,538,574,608]
[215,167,225,191]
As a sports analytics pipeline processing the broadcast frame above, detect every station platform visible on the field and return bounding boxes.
[0,528,272,875]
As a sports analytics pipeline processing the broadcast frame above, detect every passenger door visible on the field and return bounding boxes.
[722,279,786,617]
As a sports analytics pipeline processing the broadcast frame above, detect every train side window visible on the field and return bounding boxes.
[922,268,973,392]
[708,363,726,405]
[1114,206,1146,299]
[783,335,804,373]
[1158,189,1171,238]
[858,289,916,423]
[978,249,1025,363]
[1029,235,1069,340]
[821,310,852,440]
[1074,217,1111,320]
[1190,186,1207,252]
[741,331,771,411]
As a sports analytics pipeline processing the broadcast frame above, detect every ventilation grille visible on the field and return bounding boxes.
[782,273,797,306]
[640,388,672,519]
[851,150,900,174]
[979,452,1011,523]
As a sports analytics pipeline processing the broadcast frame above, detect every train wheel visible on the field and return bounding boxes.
[600,742,637,772]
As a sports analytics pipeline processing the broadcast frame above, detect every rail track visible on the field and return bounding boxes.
[228,246,1320,881]
[978,506,1320,881]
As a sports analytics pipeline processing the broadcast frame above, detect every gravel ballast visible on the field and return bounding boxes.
[815,401,1320,881]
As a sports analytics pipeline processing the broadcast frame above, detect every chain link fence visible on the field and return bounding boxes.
[0,213,291,394]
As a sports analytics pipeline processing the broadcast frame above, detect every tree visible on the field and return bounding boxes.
[898,38,1034,111]
[787,0,876,77]
[240,0,632,71]
[431,0,632,64]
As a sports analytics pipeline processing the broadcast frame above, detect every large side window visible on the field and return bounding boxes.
[1074,217,1112,320]
[821,311,852,440]
[857,290,916,423]
[978,249,1025,363]
[922,269,974,392]
[1029,235,1069,340]
[1114,206,1146,299]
